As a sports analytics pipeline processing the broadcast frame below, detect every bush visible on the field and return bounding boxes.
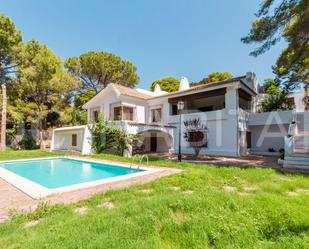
[279,148,285,159]
[88,114,135,156]
[183,118,208,157]
[19,134,38,150]
[10,143,21,151]
[258,93,294,112]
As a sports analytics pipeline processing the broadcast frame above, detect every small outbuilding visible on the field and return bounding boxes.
[50,125,92,155]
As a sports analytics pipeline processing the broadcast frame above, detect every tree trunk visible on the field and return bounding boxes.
[38,107,45,150]
[0,83,7,151]
[305,85,309,111]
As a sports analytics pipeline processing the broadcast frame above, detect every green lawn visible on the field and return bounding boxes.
[0,149,65,161]
[0,151,308,248]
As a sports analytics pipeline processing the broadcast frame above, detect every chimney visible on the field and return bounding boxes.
[245,72,258,93]
[154,84,162,95]
[178,76,190,91]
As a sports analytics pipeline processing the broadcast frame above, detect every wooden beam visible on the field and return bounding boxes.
[168,88,226,103]
[238,89,252,101]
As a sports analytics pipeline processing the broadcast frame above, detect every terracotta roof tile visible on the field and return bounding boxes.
[112,84,152,99]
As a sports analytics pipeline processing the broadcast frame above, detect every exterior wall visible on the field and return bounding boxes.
[250,124,289,153]
[170,109,239,156]
[168,86,241,157]
[51,126,92,155]
[249,111,293,126]
[147,97,170,124]
[289,92,305,112]
[248,111,292,154]
[138,130,172,153]
[87,92,147,123]
[53,129,84,152]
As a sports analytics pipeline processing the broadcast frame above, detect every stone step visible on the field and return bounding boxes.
[294,144,309,150]
[283,160,309,168]
[296,131,309,136]
[285,156,309,162]
[293,152,309,157]
[282,166,309,174]
[294,148,309,154]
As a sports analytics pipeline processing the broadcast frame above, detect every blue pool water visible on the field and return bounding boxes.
[0,158,143,189]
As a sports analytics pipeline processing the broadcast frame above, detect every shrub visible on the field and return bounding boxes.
[258,93,295,112]
[88,114,135,156]
[279,148,285,159]
[88,116,118,154]
[116,131,138,156]
[19,134,38,150]
[183,118,208,157]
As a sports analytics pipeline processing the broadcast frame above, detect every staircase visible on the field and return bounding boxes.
[283,112,309,171]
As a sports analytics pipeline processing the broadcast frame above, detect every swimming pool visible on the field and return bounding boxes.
[0,157,153,199]
[0,158,143,189]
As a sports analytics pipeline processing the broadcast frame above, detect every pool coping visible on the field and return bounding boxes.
[0,157,167,199]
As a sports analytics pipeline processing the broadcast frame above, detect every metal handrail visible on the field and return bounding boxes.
[138,155,149,169]
[130,155,138,168]
[130,154,149,169]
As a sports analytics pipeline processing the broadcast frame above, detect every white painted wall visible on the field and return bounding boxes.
[289,92,306,112]
[51,126,92,155]
[167,86,243,156]
[249,111,293,126]
[86,91,147,123]
[248,111,292,154]
[147,97,170,124]
[250,124,289,153]
[53,129,84,152]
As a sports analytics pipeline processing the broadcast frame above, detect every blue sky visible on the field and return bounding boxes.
[1,0,286,89]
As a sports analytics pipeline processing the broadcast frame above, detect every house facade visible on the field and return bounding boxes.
[51,72,308,168]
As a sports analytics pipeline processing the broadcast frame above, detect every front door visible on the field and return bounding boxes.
[150,133,157,152]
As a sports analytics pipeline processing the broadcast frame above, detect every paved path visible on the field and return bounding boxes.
[0,166,181,223]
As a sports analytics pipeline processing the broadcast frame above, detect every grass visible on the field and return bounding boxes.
[0,151,309,248]
[0,149,64,161]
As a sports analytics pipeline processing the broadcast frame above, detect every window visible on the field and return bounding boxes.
[93,110,99,122]
[151,108,162,122]
[123,106,134,121]
[72,134,77,147]
[114,107,122,120]
[113,106,134,121]
[171,104,178,115]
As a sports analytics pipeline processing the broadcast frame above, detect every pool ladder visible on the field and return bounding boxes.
[130,154,149,169]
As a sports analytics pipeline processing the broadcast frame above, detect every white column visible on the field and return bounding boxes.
[225,86,239,112]
[50,129,55,152]
[224,86,240,156]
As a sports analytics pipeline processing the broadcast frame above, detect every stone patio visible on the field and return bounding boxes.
[0,163,180,223]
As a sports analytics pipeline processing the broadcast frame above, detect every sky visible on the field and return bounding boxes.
[0,0,286,90]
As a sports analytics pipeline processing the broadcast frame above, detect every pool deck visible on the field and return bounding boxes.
[0,157,181,223]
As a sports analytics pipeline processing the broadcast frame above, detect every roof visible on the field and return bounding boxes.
[83,75,256,109]
[113,75,250,100]
[118,75,249,100]
[112,84,152,100]
[149,75,249,99]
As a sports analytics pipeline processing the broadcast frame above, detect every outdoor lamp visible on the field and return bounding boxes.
[177,101,184,162]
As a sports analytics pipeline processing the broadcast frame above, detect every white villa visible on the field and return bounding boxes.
[51,72,309,169]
